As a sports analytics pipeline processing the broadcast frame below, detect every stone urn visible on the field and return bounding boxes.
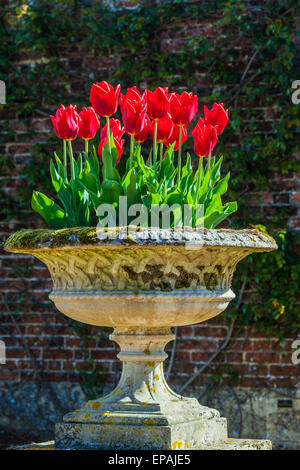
[5,227,277,450]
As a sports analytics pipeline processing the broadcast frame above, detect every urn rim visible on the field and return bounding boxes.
[5,226,277,253]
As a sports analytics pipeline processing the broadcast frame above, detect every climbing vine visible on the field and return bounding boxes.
[0,0,299,393]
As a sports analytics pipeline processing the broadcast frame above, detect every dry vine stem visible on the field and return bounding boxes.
[178,272,248,394]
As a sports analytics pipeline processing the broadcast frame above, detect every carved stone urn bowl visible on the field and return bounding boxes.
[5,227,277,450]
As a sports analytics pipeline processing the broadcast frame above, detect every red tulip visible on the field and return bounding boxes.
[201,102,229,135]
[122,98,147,136]
[169,91,198,126]
[98,136,124,165]
[192,122,218,157]
[145,87,170,120]
[149,113,173,143]
[164,123,188,151]
[134,114,151,144]
[119,86,144,113]
[78,107,100,140]
[100,118,125,141]
[50,104,81,140]
[90,81,121,117]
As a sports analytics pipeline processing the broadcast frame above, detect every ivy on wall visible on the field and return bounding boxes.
[0,0,299,342]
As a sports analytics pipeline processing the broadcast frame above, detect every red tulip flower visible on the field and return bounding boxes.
[50,104,81,140]
[122,98,147,136]
[192,122,218,157]
[119,86,144,113]
[164,123,188,151]
[98,136,124,166]
[134,114,151,144]
[78,107,100,140]
[90,81,121,117]
[145,87,170,120]
[100,118,125,141]
[169,91,198,126]
[201,102,229,135]
[149,113,173,143]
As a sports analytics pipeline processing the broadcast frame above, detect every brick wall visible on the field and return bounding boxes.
[0,3,299,396]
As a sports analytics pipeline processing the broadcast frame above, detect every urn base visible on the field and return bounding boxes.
[55,414,228,450]
[9,438,273,450]
[55,328,229,450]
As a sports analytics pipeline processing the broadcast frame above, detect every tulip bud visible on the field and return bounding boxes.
[192,122,218,157]
[50,104,81,141]
[169,91,198,127]
[149,113,173,143]
[145,87,170,120]
[90,81,121,117]
[122,99,147,136]
[119,86,144,113]
[202,103,229,135]
[78,107,100,140]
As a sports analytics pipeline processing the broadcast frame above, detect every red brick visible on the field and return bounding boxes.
[90,349,118,360]
[174,363,196,374]
[224,352,244,363]
[43,349,73,360]
[178,326,194,337]
[292,193,300,202]
[43,360,62,371]
[64,337,81,348]
[193,326,228,338]
[245,352,281,364]
[6,348,27,359]
[0,371,20,380]
[239,377,268,388]
[191,351,212,362]
[269,365,299,377]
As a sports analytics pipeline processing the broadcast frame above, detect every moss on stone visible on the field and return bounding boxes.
[5,227,97,250]
[5,229,54,250]
[4,227,141,251]
[4,226,276,252]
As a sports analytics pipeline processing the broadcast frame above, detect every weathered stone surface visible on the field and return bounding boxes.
[4,228,277,450]
[5,227,277,251]
[4,227,277,329]
[55,418,228,450]
[55,328,228,450]
[9,438,272,450]
[2,383,299,449]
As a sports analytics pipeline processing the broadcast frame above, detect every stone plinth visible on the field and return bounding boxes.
[9,439,272,450]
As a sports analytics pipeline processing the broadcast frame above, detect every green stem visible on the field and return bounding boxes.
[196,156,203,202]
[153,119,158,163]
[177,125,183,186]
[160,142,163,165]
[130,134,134,169]
[67,139,76,214]
[85,140,89,155]
[63,140,67,181]
[208,152,211,186]
[106,117,111,153]
[68,140,75,181]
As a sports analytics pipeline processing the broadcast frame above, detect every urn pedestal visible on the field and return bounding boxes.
[5,227,277,450]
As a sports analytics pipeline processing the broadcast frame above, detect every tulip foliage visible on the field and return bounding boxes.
[32,82,237,229]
